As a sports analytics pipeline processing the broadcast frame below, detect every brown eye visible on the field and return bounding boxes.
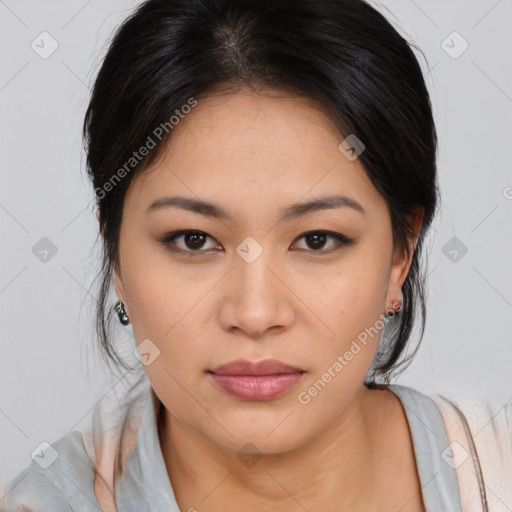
[182,232,207,250]
[305,233,328,250]
[292,231,355,252]
[160,230,219,254]
[160,229,354,257]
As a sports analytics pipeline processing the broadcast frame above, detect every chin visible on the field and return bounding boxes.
[202,417,312,457]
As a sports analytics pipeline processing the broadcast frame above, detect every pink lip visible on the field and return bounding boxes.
[208,359,305,401]
[210,358,304,376]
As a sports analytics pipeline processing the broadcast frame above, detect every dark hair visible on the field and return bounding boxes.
[83,0,439,387]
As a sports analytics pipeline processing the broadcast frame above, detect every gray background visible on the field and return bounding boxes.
[1,0,511,489]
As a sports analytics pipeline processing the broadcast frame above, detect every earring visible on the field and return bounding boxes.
[114,300,130,325]
[384,291,403,318]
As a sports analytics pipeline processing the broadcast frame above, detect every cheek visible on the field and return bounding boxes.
[317,257,390,329]
[128,289,210,423]
[121,242,208,337]
[302,260,390,376]
[128,277,210,374]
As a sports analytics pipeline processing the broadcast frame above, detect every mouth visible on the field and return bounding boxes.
[207,359,306,401]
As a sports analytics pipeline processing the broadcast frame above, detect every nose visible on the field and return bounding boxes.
[218,250,295,339]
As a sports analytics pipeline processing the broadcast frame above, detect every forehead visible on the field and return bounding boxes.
[125,89,387,218]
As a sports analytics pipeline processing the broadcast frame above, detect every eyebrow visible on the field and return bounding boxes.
[146,194,366,220]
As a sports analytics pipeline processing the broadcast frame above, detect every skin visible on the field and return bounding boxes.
[114,88,426,511]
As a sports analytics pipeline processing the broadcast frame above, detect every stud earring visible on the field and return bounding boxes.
[384,291,403,318]
[114,300,130,325]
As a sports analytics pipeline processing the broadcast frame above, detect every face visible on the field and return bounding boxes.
[114,88,421,455]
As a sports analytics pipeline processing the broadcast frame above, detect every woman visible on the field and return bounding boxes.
[2,0,511,510]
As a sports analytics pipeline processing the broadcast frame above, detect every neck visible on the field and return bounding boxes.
[158,387,392,511]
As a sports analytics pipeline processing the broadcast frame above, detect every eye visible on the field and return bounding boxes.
[291,230,355,253]
[159,229,355,256]
[160,230,220,255]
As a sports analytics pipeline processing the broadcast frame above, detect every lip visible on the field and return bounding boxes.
[210,358,304,376]
[208,359,305,401]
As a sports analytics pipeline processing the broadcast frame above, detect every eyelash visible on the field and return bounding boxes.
[159,230,355,256]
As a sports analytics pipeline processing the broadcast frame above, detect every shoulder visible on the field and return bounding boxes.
[381,383,450,439]
[425,387,512,454]
[390,383,512,510]
[1,430,100,512]
[1,372,153,512]
[388,383,512,451]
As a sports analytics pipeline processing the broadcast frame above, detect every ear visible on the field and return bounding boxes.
[385,206,425,312]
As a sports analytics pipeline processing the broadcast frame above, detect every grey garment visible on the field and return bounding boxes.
[387,384,462,512]
[2,384,463,511]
